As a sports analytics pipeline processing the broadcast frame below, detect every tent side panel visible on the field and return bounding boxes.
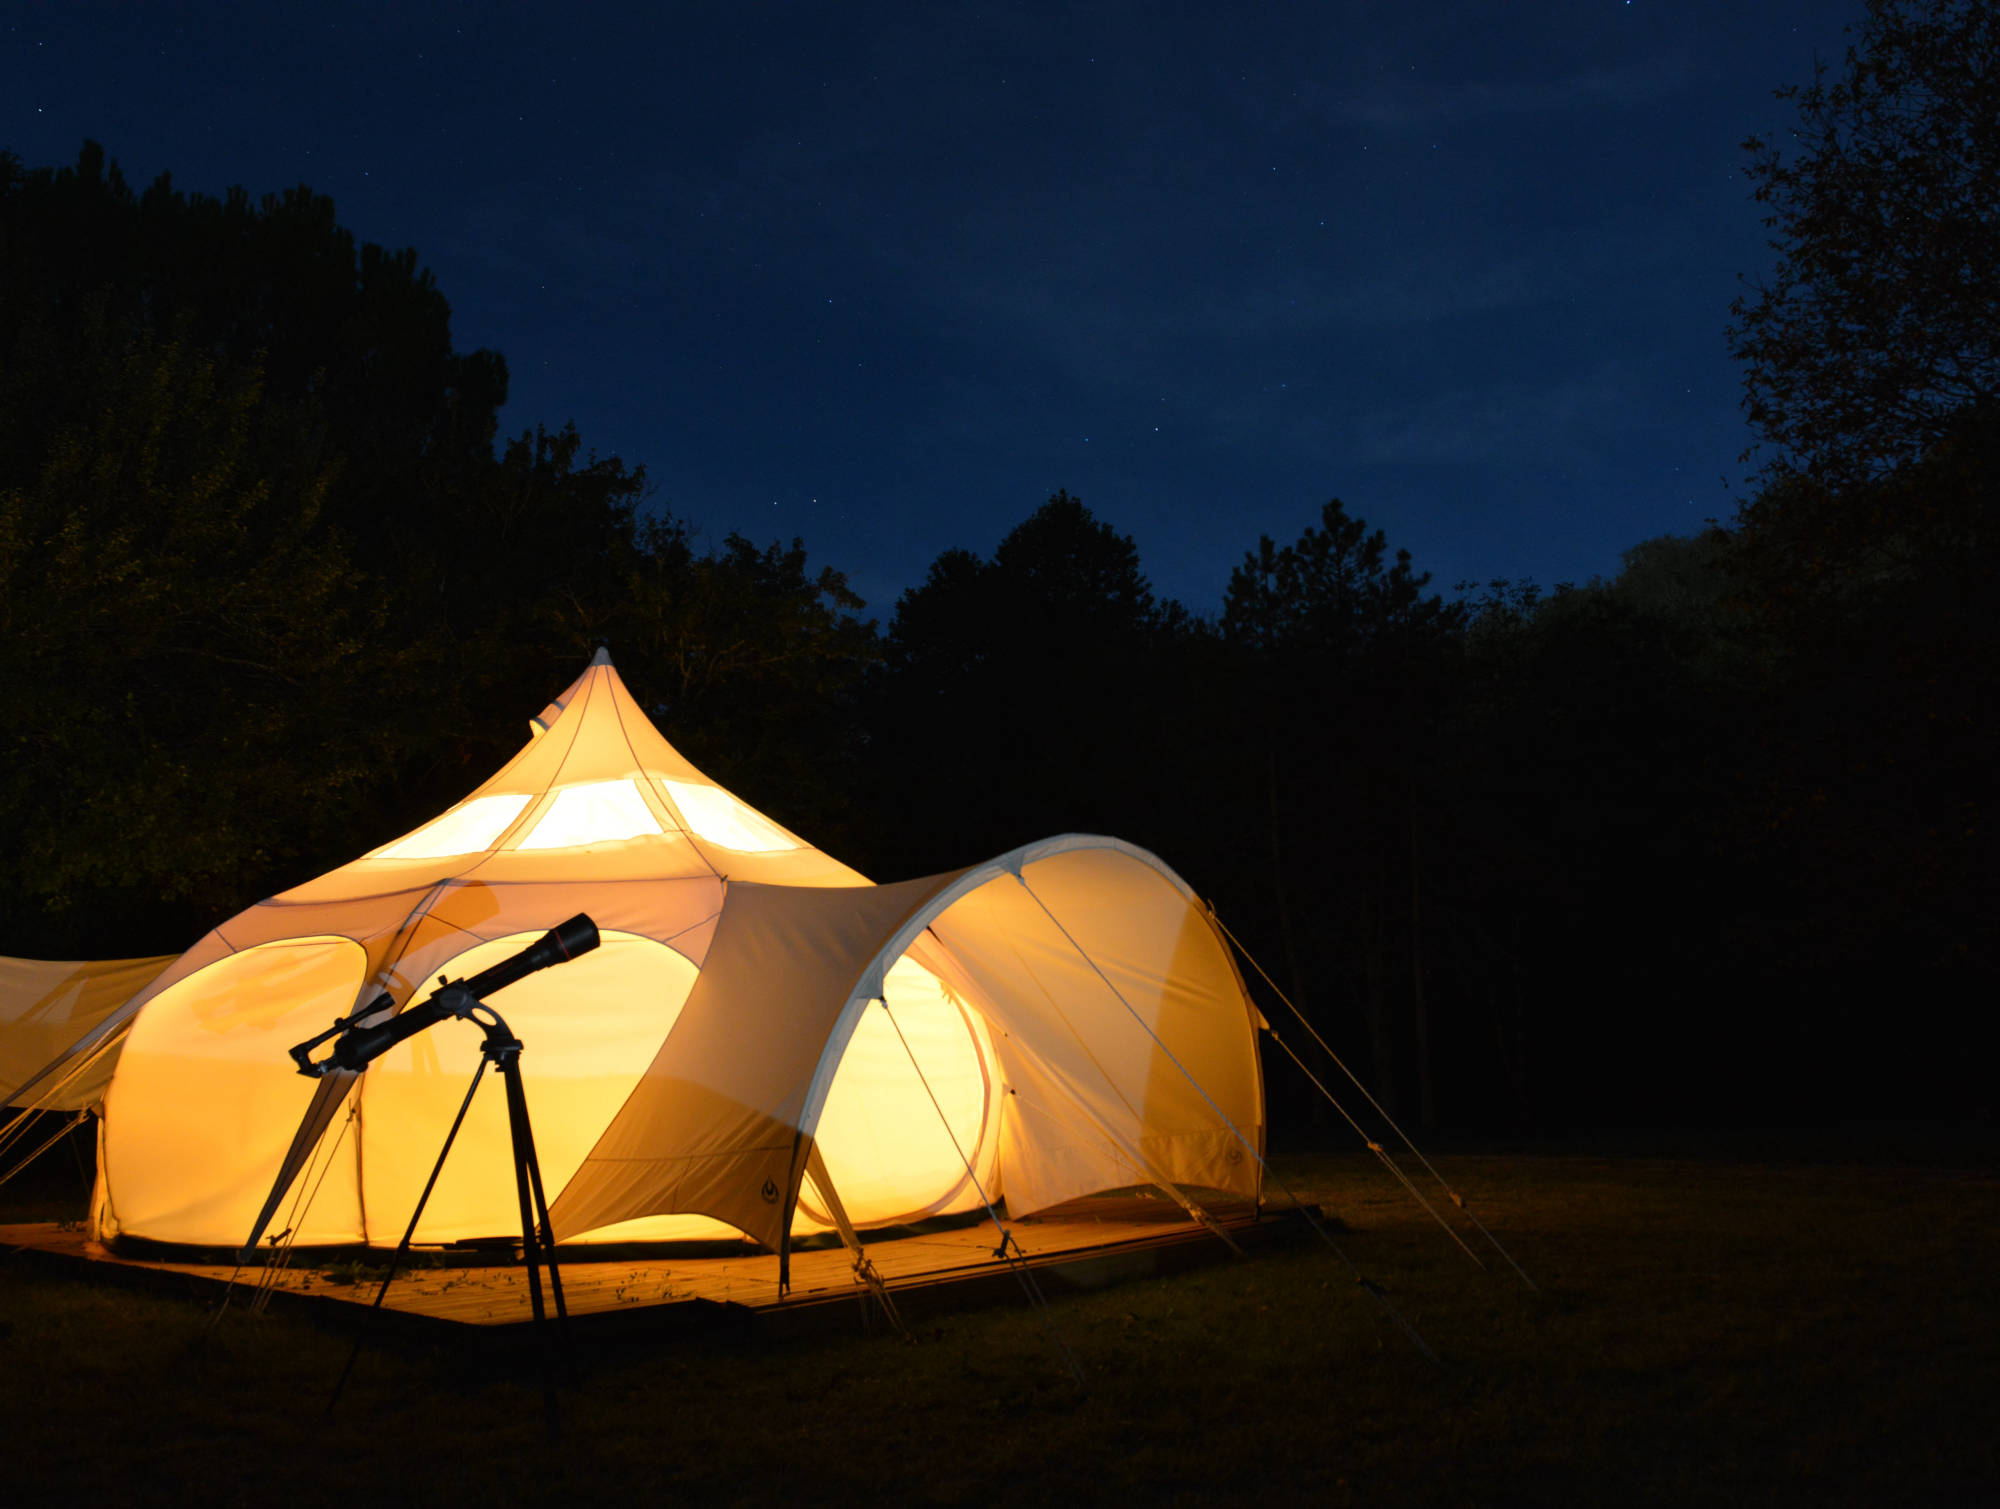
[927,849,1262,1215]
[98,937,369,1246]
[548,874,958,1248]
[899,929,1141,1214]
[1020,845,1263,1193]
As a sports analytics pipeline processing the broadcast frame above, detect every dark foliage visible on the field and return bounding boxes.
[1729,0,2000,488]
[855,491,1198,880]
[0,144,867,954]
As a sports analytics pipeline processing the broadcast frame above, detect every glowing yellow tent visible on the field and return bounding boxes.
[3,651,1263,1266]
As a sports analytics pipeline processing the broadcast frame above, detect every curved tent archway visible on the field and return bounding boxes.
[549,836,1264,1253]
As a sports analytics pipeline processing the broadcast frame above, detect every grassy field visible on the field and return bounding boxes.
[2,1137,1993,1507]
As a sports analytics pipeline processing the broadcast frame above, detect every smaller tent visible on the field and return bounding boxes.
[4,652,1265,1271]
[0,954,175,1110]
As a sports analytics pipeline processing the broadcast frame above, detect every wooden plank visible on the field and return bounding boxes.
[0,1199,1312,1339]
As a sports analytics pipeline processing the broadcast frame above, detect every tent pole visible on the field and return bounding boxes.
[232,1100,361,1323]
[803,1140,905,1336]
[778,1130,802,1296]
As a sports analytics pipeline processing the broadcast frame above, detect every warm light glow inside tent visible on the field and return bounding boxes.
[368,793,532,861]
[98,934,1005,1247]
[660,779,799,852]
[102,936,369,1242]
[25,651,1263,1260]
[517,780,664,850]
[802,957,1002,1229]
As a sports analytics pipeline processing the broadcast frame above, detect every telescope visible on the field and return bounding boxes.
[289,914,600,1077]
[263,912,600,1439]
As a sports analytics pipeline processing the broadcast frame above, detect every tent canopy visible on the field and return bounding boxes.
[0,954,175,1111]
[4,652,1264,1254]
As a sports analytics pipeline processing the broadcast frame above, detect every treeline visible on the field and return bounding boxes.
[3,0,1993,1133]
[0,144,872,955]
[856,469,1993,1133]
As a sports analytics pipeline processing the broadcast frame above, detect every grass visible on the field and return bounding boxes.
[2,1138,1994,1506]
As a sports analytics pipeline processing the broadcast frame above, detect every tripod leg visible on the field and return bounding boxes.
[499,1057,550,1331]
[329,1056,490,1412]
[506,1063,569,1328]
[497,1053,562,1443]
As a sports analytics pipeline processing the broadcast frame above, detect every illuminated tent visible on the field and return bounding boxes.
[3,651,1263,1267]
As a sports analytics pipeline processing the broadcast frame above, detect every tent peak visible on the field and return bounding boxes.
[590,645,612,667]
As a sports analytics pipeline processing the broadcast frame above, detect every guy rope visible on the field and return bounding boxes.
[1207,905,1536,1292]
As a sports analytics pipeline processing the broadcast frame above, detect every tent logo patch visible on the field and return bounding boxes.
[760,1178,779,1203]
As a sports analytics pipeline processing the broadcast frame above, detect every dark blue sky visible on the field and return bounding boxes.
[6,1,1862,616]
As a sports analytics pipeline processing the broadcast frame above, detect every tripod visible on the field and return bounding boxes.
[329,994,569,1437]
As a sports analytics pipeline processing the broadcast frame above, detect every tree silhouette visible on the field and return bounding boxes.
[0,144,647,950]
[1218,500,1464,1125]
[0,332,367,942]
[1728,0,2000,488]
[1222,498,1455,657]
[863,492,1190,879]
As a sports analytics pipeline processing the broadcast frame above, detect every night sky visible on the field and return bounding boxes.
[5,1,1864,616]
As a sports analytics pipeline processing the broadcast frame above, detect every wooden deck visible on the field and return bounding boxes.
[0,1195,1316,1342]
